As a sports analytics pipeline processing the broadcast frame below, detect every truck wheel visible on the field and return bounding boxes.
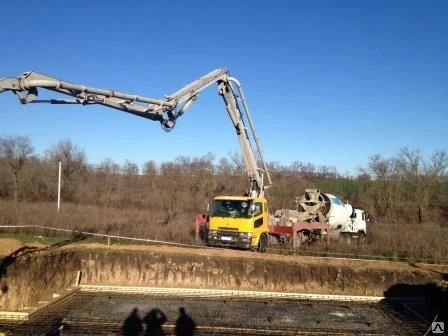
[258,234,268,253]
[357,231,366,245]
[339,232,351,245]
[295,231,307,249]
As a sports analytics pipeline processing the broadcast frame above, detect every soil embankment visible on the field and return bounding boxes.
[1,241,447,311]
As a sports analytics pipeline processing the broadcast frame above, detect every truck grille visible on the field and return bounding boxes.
[217,227,239,237]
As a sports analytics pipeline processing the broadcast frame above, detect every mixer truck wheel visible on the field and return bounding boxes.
[357,231,366,245]
[338,232,351,245]
[258,234,268,253]
[295,231,307,248]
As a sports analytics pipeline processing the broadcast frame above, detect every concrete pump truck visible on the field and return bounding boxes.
[0,69,274,251]
[0,69,368,251]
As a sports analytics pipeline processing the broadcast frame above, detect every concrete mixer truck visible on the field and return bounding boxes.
[271,189,368,247]
[196,188,368,250]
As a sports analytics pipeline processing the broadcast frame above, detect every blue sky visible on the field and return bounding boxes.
[0,0,447,174]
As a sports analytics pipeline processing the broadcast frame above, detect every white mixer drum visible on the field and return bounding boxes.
[323,193,351,230]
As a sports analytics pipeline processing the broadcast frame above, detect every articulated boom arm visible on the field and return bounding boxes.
[0,69,272,197]
[217,76,272,197]
[0,69,228,131]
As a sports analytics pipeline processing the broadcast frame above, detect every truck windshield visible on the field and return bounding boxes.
[210,200,253,218]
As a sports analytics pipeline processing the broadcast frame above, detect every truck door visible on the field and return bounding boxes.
[252,201,264,244]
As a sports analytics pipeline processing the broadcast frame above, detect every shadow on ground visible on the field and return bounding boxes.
[384,280,448,332]
[0,233,87,293]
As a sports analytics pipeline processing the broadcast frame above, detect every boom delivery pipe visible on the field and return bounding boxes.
[0,69,271,197]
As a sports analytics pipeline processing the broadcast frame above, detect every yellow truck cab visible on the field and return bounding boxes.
[206,196,270,251]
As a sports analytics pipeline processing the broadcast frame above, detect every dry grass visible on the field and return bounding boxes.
[295,222,448,263]
[1,200,447,263]
[0,200,197,244]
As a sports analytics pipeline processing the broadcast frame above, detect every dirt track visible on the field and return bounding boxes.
[62,241,448,275]
[0,239,24,256]
[2,238,448,279]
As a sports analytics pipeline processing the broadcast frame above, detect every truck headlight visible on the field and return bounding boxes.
[239,232,253,238]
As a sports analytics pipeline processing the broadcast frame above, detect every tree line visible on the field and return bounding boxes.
[0,135,447,225]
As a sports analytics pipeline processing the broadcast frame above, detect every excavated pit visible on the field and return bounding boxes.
[1,242,447,310]
[3,289,429,335]
[0,242,447,334]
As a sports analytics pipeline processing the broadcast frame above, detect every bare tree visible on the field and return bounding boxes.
[159,160,181,222]
[317,165,338,179]
[143,160,157,176]
[45,138,87,202]
[94,158,120,207]
[397,148,448,223]
[190,153,216,200]
[0,135,34,202]
[426,150,448,180]
[216,157,233,176]
[396,147,423,222]
[229,151,244,172]
[366,154,400,222]
[424,150,448,221]
[122,160,139,176]
[21,157,56,202]
[119,160,140,202]
[0,159,10,198]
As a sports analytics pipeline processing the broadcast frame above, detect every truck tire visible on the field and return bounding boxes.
[258,234,268,253]
[357,231,366,245]
[295,230,307,249]
[339,232,351,245]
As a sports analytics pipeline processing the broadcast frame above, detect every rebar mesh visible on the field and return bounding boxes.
[1,288,427,336]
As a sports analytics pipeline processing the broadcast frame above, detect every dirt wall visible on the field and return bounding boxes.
[1,244,446,311]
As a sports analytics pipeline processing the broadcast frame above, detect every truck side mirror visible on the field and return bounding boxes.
[206,202,210,212]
